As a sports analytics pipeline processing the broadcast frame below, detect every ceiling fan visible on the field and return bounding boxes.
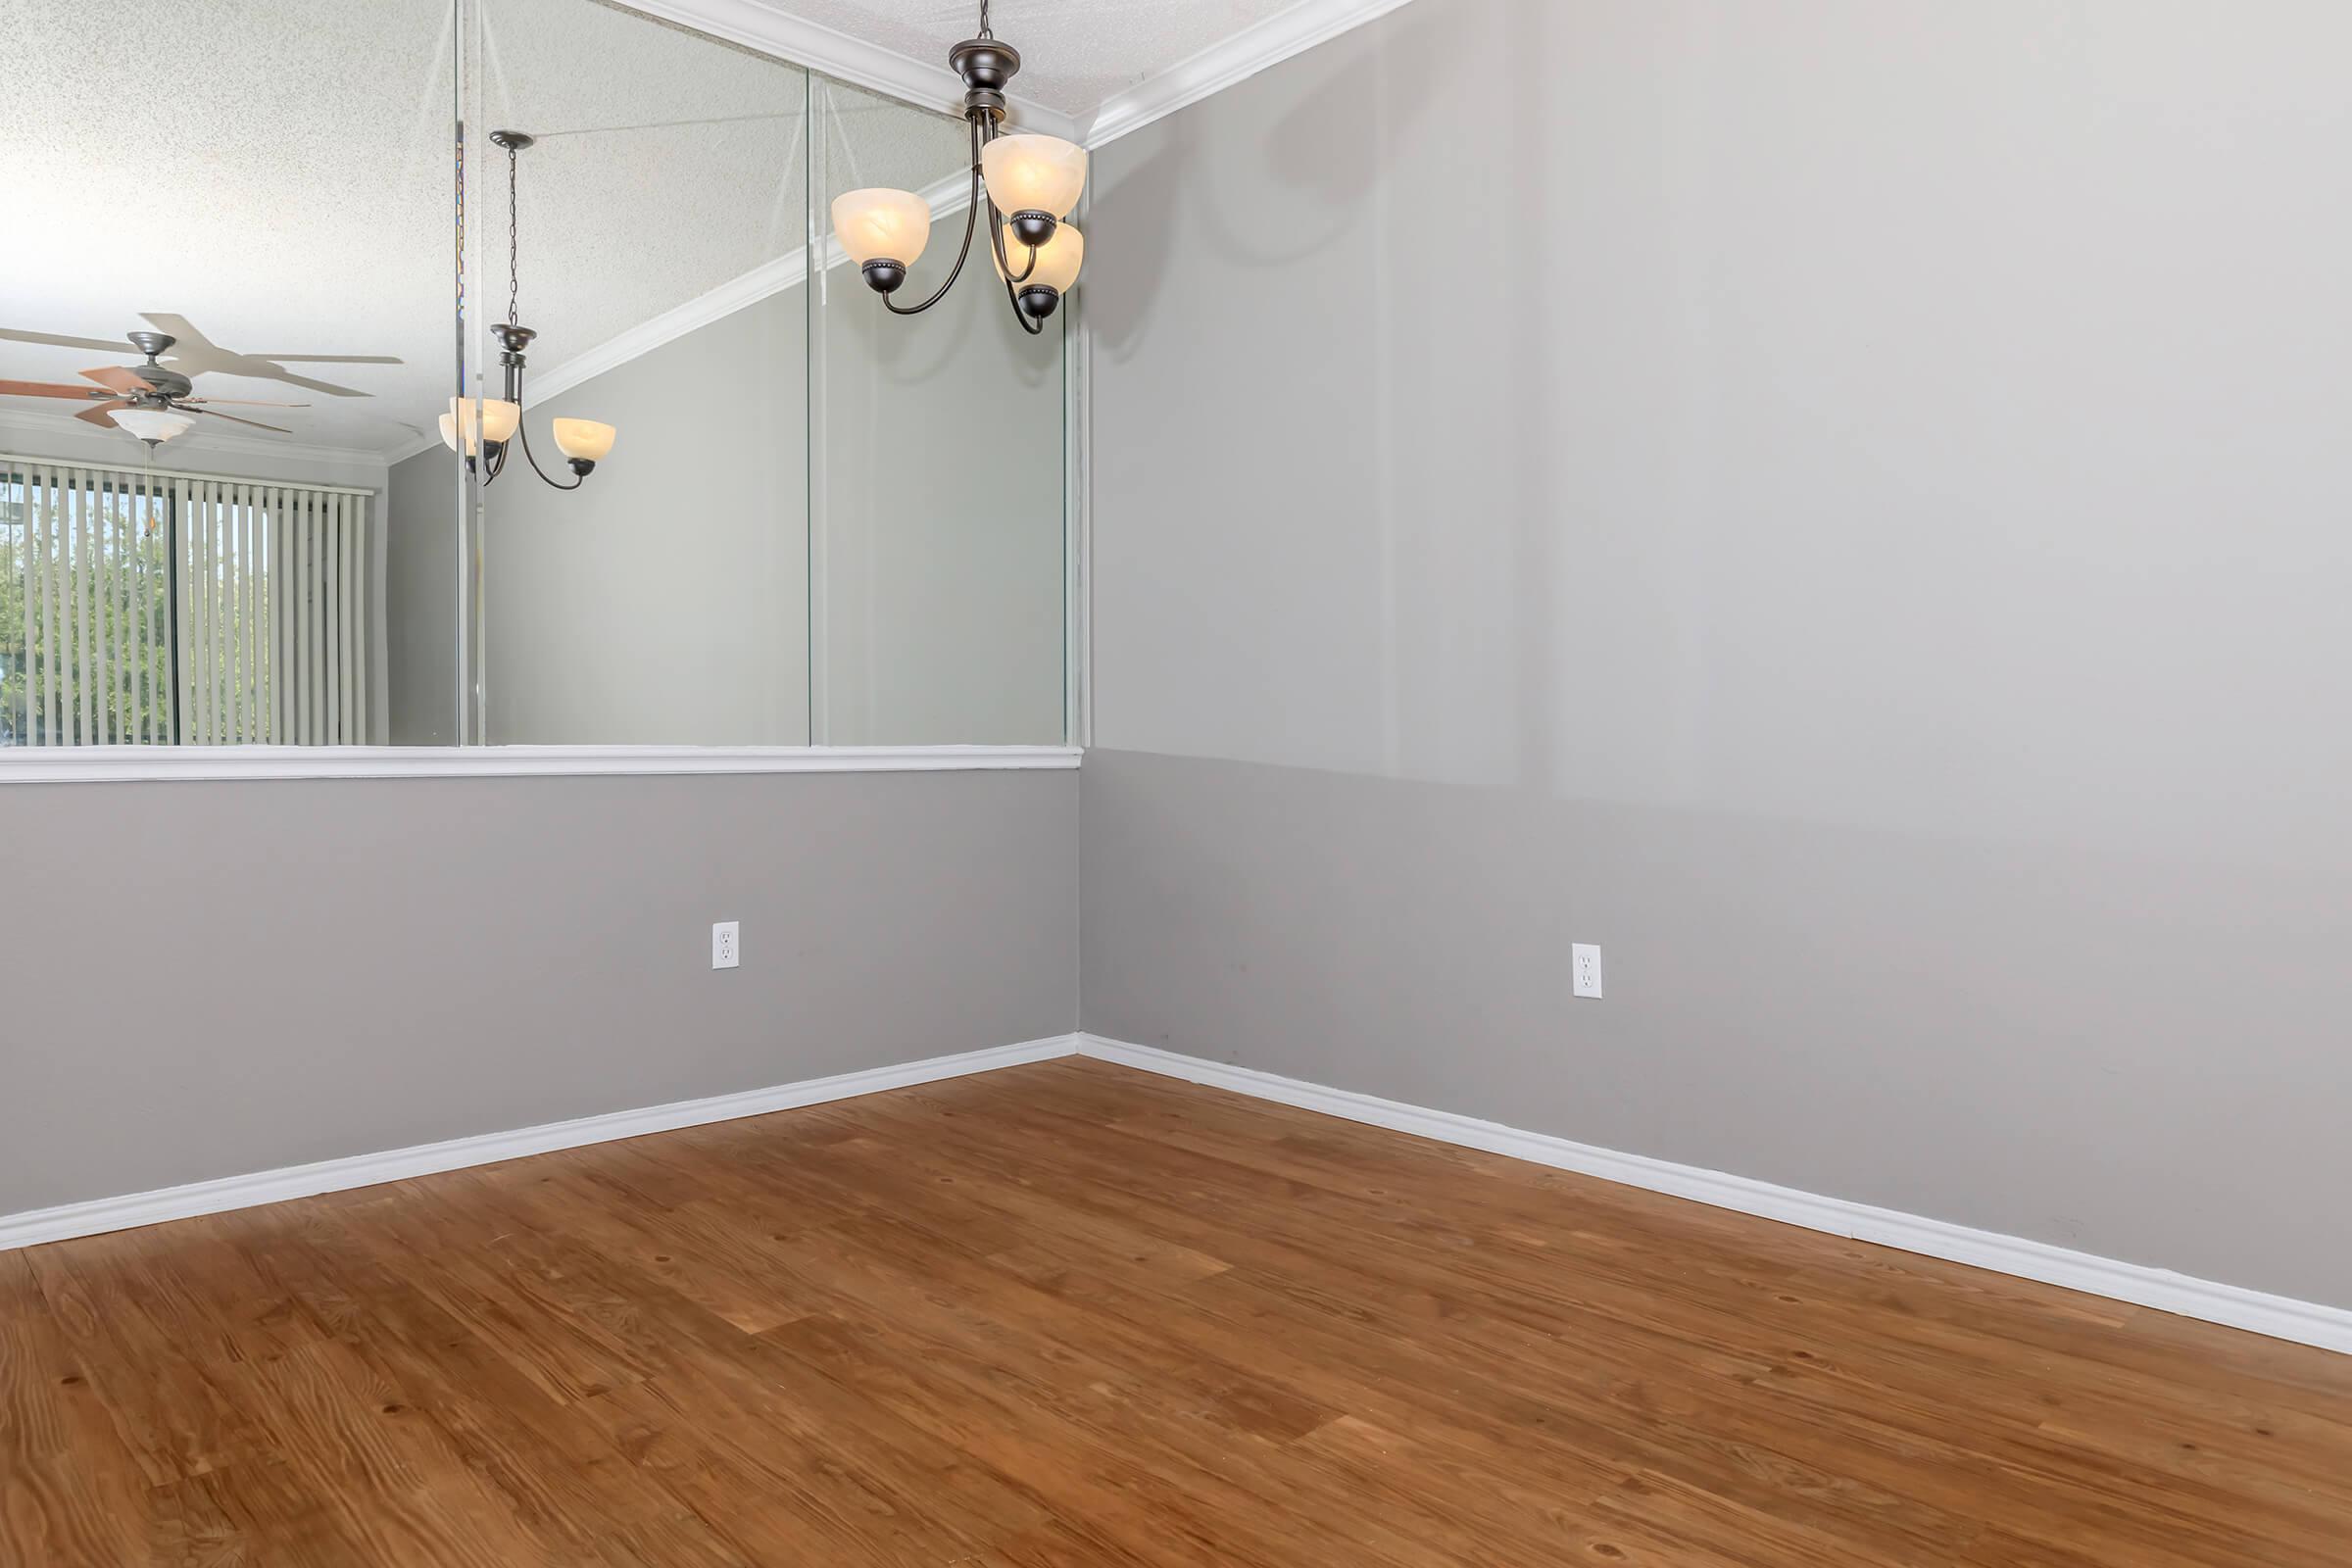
[0,331,310,448]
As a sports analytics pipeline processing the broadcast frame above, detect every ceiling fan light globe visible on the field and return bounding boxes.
[981,134,1086,220]
[553,418,615,463]
[831,189,932,269]
[110,408,193,444]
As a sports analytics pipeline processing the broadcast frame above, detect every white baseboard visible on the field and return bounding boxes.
[19,1028,2346,1358]
[1076,1035,2352,1357]
[0,1036,1080,1252]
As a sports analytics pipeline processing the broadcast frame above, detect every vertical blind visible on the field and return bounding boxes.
[2,455,372,747]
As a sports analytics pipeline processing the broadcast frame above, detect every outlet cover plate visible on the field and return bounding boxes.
[1572,943,1602,999]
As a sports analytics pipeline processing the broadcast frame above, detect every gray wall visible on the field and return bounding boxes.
[1081,0,2352,1308]
[2,769,1076,1214]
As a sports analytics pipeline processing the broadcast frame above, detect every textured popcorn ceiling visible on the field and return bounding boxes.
[771,0,1306,115]
[0,0,953,459]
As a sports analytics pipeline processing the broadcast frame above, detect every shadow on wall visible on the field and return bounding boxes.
[1085,0,2352,869]
[1085,1,1459,363]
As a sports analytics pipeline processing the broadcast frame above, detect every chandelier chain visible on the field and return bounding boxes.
[507,144,521,326]
[976,0,992,40]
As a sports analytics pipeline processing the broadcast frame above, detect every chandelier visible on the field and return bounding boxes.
[441,129,617,489]
[828,0,1087,335]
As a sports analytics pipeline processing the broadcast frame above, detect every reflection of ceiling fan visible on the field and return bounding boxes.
[0,312,402,400]
[0,331,312,449]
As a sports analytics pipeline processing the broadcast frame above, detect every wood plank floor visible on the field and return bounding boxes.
[6,1057,2351,1565]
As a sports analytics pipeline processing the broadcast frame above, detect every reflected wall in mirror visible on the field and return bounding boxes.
[385,0,814,746]
[812,78,1067,747]
[0,0,458,747]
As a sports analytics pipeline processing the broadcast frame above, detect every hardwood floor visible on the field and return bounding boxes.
[5,1057,2350,1565]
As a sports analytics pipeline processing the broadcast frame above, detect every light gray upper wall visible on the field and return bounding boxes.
[1081,0,2352,1306]
[384,443,457,745]
[2,768,1078,1215]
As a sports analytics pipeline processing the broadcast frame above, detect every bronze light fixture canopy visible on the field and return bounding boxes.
[830,0,1087,335]
[441,129,617,489]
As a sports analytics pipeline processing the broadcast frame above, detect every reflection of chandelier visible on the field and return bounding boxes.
[441,130,617,489]
[829,0,1086,335]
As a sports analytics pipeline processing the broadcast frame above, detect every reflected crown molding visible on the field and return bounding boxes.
[0,745,1081,785]
[0,409,393,483]
[386,167,971,468]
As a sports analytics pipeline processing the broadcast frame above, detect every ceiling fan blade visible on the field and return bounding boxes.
[245,354,404,366]
[80,366,156,394]
[190,407,291,434]
[0,377,106,399]
[0,326,136,353]
[181,397,311,408]
[74,399,132,426]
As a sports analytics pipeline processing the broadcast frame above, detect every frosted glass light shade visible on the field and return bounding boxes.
[831,188,931,267]
[552,418,615,462]
[441,397,520,454]
[981,134,1087,219]
[996,220,1084,293]
[111,408,193,443]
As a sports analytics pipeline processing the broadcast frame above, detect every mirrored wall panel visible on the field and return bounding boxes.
[811,79,1068,747]
[1,0,1073,753]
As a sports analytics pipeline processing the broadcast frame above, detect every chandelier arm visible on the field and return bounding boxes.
[885,117,987,317]
[1002,274,1046,335]
[982,189,1040,284]
[514,413,585,491]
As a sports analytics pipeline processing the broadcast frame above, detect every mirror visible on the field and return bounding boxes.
[0,0,1070,754]
[1,0,456,747]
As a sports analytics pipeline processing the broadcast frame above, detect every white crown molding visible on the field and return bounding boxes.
[0,743,1081,785]
[1077,1035,2352,1357]
[0,408,396,474]
[383,429,442,466]
[618,0,1083,143]
[0,1035,1081,1252]
[1081,0,1425,146]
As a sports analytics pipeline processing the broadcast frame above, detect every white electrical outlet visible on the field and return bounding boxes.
[1572,943,1603,999]
[711,920,740,970]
